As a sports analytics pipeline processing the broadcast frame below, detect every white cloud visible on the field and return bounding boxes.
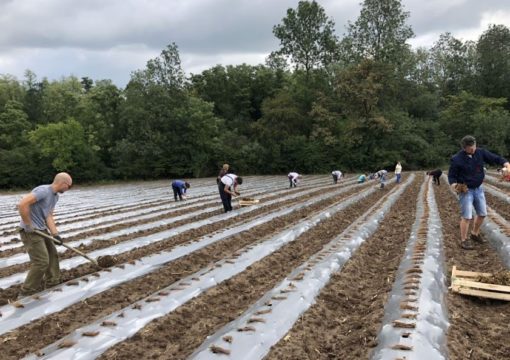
[1,0,510,87]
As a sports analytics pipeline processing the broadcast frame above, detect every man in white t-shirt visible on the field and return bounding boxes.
[287,172,300,188]
[331,170,343,184]
[219,174,243,212]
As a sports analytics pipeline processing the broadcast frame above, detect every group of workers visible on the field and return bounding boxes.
[14,134,510,301]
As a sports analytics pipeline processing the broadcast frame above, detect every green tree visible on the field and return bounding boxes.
[190,64,286,133]
[0,75,24,111]
[440,91,510,156]
[76,79,122,168]
[28,118,104,180]
[81,77,94,93]
[40,76,83,123]
[0,100,31,150]
[342,0,414,65]
[273,0,339,74]
[429,33,476,96]
[23,70,46,124]
[476,24,510,102]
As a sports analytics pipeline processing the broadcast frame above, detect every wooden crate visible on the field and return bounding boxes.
[450,266,510,301]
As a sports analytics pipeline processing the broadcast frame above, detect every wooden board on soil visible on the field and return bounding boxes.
[451,266,510,301]
[239,198,260,206]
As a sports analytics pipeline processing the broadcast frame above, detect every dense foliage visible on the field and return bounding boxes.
[1,0,510,188]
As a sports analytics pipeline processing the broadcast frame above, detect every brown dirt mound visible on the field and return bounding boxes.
[97,255,117,268]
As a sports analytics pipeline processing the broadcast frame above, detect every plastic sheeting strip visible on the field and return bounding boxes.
[370,176,449,360]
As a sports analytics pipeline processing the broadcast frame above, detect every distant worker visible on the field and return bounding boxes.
[288,172,301,188]
[375,169,388,179]
[331,170,343,184]
[378,170,387,189]
[358,174,367,183]
[18,172,73,297]
[216,163,229,185]
[171,180,190,201]
[448,135,510,250]
[395,162,402,183]
[219,173,243,213]
[427,169,442,186]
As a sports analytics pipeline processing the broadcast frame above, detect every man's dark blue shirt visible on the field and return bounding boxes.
[448,148,508,188]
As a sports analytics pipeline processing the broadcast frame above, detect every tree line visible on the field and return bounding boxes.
[1,0,510,188]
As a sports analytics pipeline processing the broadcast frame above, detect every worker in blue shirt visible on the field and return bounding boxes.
[171,180,190,201]
[448,135,510,250]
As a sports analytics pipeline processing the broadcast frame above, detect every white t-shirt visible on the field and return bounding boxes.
[332,170,342,177]
[395,164,402,174]
[221,174,238,188]
[288,172,299,179]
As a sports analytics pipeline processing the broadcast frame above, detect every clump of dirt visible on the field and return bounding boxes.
[476,270,510,286]
[97,255,117,268]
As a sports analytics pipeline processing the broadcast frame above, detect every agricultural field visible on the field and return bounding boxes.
[0,173,509,360]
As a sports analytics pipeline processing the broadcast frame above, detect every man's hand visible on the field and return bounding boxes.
[52,234,63,245]
[25,225,35,233]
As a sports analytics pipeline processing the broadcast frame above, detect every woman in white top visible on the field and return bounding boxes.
[395,162,402,183]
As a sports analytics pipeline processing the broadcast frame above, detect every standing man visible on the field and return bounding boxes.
[219,173,243,213]
[18,172,73,297]
[448,135,510,250]
[427,169,442,186]
[171,180,190,201]
[288,172,300,188]
[216,164,229,185]
[395,162,402,183]
[331,170,343,184]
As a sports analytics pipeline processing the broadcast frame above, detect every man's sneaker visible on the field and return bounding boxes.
[461,239,475,250]
[470,233,486,244]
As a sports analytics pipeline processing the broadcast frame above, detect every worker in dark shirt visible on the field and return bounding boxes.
[171,180,190,201]
[426,169,442,185]
[448,135,510,250]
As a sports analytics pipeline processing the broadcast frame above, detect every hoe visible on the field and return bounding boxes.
[34,230,116,268]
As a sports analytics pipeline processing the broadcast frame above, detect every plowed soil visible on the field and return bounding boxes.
[1,175,509,360]
[0,182,382,359]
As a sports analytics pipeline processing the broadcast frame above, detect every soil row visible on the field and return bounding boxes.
[95,183,400,359]
[435,181,510,360]
[265,175,422,359]
[0,182,385,359]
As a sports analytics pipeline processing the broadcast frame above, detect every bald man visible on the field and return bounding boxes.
[18,172,73,297]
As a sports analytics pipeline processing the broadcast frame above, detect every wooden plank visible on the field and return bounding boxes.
[452,266,492,278]
[453,287,510,301]
[239,199,260,206]
[452,279,510,293]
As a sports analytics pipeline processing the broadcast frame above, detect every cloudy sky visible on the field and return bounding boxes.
[1,0,509,87]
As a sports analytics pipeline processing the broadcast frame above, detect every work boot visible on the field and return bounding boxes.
[461,239,475,250]
[470,233,486,244]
